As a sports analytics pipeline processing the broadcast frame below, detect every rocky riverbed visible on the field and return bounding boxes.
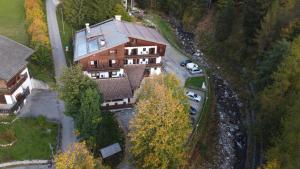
[167,18,247,169]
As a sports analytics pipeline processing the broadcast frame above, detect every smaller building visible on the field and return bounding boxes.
[0,35,33,114]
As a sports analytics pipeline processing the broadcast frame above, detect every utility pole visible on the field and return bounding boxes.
[131,0,134,11]
[61,8,65,35]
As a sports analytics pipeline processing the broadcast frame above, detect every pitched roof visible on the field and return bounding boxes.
[0,35,34,81]
[95,77,133,101]
[74,19,167,61]
[124,64,146,90]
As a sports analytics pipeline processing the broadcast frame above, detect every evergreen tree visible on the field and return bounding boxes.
[258,36,300,145]
[215,0,235,41]
[63,0,88,28]
[78,88,102,140]
[58,65,98,118]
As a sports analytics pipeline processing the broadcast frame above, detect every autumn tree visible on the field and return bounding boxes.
[129,74,192,169]
[55,142,109,169]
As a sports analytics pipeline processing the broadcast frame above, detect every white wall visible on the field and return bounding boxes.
[150,67,161,76]
[139,58,149,64]
[156,57,161,64]
[125,46,157,55]
[127,59,133,64]
[4,67,32,105]
[101,98,130,106]
[85,69,124,79]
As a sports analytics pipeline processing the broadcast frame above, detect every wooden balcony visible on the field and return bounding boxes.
[146,63,163,67]
[0,87,30,114]
[125,54,160,58]
[87,63,122,71]
[0,74,28,94]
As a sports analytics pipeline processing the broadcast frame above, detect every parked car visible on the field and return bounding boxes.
[180,60,192,67]
[186,91,202,102]
[189,106,197,115]
[186,62,199,70]
[189,68,203,74]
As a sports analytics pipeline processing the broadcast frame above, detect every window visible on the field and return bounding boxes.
[90,60,97,65]
[143,58,145,61]
[154,67,157,70]
[110,50,117,54]
[143,48,146,51]
[112,72,117,75]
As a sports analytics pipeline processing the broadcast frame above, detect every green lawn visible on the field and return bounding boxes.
[185,76,206,90]
[0,116,58,162]
[56,5,74,65]
[0,0,28,44]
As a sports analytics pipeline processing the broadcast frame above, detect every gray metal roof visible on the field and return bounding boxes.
[100,143,122,159]
[0,35,34,81]
[74,19,167,61]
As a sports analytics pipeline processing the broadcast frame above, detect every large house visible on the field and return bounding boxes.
[0,35,33,113]
[74,16,167,107]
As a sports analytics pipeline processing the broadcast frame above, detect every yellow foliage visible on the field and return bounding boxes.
[55,142,107,169]
[258,159,281,169]
[24,0,50,47]
[129,74,192,168]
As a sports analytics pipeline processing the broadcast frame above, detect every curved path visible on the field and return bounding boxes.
[45,0,76,151]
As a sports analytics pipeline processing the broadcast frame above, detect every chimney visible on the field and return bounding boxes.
[115,15,122,21]
[85,23,90,33]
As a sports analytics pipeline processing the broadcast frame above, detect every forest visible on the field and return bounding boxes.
[136,0,300,168]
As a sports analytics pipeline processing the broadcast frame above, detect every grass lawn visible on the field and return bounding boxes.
[0,116,58,162]
[95,112,125,168]
[56,5,74,65]
[185,76,206,90]
[0,0,28,44]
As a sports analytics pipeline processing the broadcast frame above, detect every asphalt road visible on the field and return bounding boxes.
[46,0,66,81]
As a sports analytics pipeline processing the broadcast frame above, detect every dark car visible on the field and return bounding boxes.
[180,60,192,67]
[189,106,197,115]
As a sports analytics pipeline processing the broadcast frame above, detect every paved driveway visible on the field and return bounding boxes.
[19,89,76,151]
[164,45,191,85]
[114,109,135,169]
[46,0,66,80]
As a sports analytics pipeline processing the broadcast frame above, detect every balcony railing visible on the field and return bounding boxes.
[0,87,30,114]
[0,74,28,94]
[125,54,160,58]
[146,63,163,67]
[87,63,122,71]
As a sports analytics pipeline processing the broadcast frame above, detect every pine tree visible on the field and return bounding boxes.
[78,88,102,140]
[63,0,88,28]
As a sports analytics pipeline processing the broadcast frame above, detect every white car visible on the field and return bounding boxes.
[186,91,202,102]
